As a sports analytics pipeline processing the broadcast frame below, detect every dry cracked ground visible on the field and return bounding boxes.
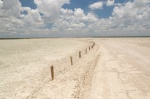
[0,38,150,99]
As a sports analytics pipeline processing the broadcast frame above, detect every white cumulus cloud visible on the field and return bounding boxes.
[111,0,150,29]
[34,0,70,23]
[0,0,21,17]
[0,0,3,8]
[54,0,150,36]
[89,2,103,10]
[106,0,115,6]
[0,0,70,37]
[0,0,150,37]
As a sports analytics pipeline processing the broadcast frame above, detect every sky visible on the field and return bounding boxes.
[0,0,150,38]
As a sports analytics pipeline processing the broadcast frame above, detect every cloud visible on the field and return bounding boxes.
[111,0,150,29]
[52,8,99,34]
[54,0,150,35]
[0,0,44,34]
[74,8,85,17]
[0,0,70,37]
[0,0,3,8]
[0,0,150,37]
[1,0,21,17]
[34,0,70,23]
[89,2,103,10]
[0,0,23,33]
[106,0,115,6]
[20,7,43,28]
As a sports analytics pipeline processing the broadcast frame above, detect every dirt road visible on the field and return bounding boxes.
[87,38,150,99]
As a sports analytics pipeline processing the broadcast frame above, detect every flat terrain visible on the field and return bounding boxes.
[0,38,150,99]
[0,38,90,98]
[88,38,150,99]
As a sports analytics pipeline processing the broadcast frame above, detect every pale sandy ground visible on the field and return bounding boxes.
[86,38,150,99]
[0,38,150,99]
[0,38,92,99]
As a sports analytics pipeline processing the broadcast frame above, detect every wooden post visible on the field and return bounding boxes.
[51,66,54,80]
[92,44,94,48]
[89,46,90,50]
[70,56,73,65]
[93,43,95,48]
[79,51,81,58]
[85,49,87,54]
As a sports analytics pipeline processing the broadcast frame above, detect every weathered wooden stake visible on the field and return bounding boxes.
[70,56,73,65]
[89,46,90,50]
[79,51,81,58]
[85,49,87,54]
[93,43,95,48]
[51,66,54,80]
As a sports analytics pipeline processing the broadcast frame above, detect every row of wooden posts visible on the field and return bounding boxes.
[50,42,95,80]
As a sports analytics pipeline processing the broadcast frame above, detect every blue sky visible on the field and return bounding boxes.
[19,0,37,9]
[20,0,129,18]
[63,0,129,18]
[0,0,149,38]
